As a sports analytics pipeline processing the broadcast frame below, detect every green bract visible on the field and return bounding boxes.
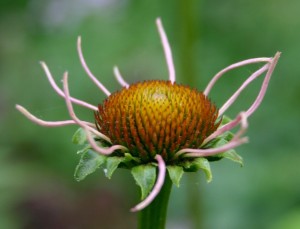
[72,115,243,199]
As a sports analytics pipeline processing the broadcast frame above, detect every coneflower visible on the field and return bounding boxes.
[16,17,280,229]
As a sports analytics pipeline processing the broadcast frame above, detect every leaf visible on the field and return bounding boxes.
[74,149,106,181]
[117,153,141,169]
[131,164,156,200]
[167,166,184,187]
[194,158,212,182]
[203,130,244,166]
[124,153,141,164]
[204,132,234,149]
[105,157,125,179]
[76,145,90,155]
[183,158,212,182]
[220,115,233,125]
[72,128,87,145]
[220,150,243,166]
[202,128,244,164]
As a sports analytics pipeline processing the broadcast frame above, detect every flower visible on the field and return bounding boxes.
[16,18,280,212]
[95,80,220,163]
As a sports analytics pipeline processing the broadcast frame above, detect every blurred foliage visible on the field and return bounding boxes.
[1,0,300,228]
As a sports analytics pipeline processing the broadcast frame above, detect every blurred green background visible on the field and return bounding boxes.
[1,0,300,228]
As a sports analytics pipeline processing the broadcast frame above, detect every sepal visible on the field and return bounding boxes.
[105,156,125,179]
[72,128,87,145]
[167,165,184,187]
[203,116,244,166]
[182,158,212,182]
[74,148,106,181]
[131,164,157,200]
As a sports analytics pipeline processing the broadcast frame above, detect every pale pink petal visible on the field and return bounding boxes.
[218,64,269,116]
[175,137,248,158]
[85,128,128,155]
[131,154,166,212]
[233,112,248,140]
[246,52,281,117]
[62,72,111,143]
[16,104,78,127]
[204,57,271,96]
[201,52,280,150]
[113,66,129,88]
[40,61,98,111]
[156,18,176,84]
[203,112,248,145]
[77,36,111,96]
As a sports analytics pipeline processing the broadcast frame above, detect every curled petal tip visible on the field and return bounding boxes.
[15,104,23,111]
[15,104,77,127]
[155,17,176,84]
[130,206,138,212]
[113,66,119,73]
[77,36,82,43]
[113,66,129,88]
[275,51,281,57]
[15,105,31,117]
[130,155,166,212]
[40,61,50,73]
[77,35,111,96]
[273,52,281,63]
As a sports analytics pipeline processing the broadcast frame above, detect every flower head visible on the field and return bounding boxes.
[95,80,220,163]
[16,18,280,212]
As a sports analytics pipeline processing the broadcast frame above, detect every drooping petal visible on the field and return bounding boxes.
[218,52,281,116]
[204,112,248,145]
[176,112,249,158]
[85,129,128,155]
[218,64,268,116]
[62,72,111,143]
[113,66,129,88]
[202,52,280,149]
[246,52,281,117]
[156,18,176,84]
[175,137,248,158]
[204,57,272,96]
[77,36,111,96]
[40,61,98,111]
[131,154,166,212]
[16,105,80,127]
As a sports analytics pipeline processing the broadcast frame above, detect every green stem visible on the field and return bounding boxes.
[186,174,203,229]
[138,174,173,229]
